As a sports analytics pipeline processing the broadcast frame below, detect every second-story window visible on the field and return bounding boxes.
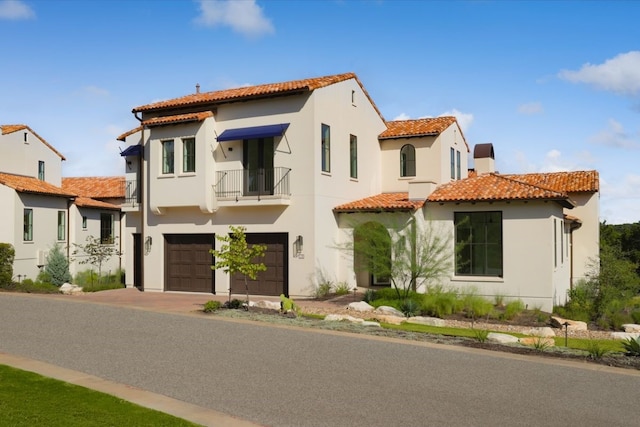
[162,140,174,174]
[450,147,456,180]
[182,137,196,173]
[38,161,45,180]
[23,209,33,241]
[350,134,357,179]
[456,150,461,180]
[400,144,415,177]
[321,124,331,173]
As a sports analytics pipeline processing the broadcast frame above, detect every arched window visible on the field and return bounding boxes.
[400,144,416,177]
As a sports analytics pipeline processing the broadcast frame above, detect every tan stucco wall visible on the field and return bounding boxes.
[566,192,600,284]
[0,129,63,186]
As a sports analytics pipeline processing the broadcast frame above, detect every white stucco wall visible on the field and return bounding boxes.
[0,185,15,244]
[0,128,63,186]
[566,192,600,284]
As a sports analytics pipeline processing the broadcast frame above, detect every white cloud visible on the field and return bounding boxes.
[439,109,473,132]
[589,118,639,149]
[510,148,596,175]
[517,102,543,115]
[558,51,640,95]
[0,0,35,20]
[600,174,640,224]
[194,0,274,38]
[393,112,410,121]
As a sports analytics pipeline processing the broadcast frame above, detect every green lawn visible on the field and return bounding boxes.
[0,364,201,426]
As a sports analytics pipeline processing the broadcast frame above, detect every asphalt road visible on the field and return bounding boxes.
[0,293,638,427]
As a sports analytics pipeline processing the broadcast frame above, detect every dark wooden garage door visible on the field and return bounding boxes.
[230,233,288,297]
[165,234,215,293]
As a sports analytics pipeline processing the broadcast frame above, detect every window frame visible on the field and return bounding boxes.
[182,137,196,173]
[82,216,87,230]
[456,150,461,180]
[321,124,331,173]
[57,211,66,241]
[100,213,114,245]
[400,144,416,177]
[161,139,175,174]
[38,161,45,181]
[23,209,33,241]
[450,147,455,180]
[454,211,503,277]
[349,134,358,179]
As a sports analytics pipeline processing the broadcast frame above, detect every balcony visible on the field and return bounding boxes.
[214,167,291,207]
[121,178,140,212]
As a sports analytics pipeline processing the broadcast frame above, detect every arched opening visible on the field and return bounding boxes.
[353,222,391,287]
[400,144,416,177]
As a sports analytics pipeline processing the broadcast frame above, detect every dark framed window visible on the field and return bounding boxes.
[82,216,87,229]
[450,148,455,179]
[456,150,461,180]
[162,140,174,174]
[321,124,330,172]
[400,144,415,177]
[455,211,503,277]
[100,213,114,244]
[57,211,66,241]
[182,137,195,173]
[349,134,357,179]
[38,161,45,181]
[23,209,33,241]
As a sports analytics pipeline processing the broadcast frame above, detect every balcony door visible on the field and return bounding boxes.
[243,137,274,196]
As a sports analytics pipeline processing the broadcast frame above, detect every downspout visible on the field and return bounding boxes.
[66,197,74,260]
[134,111,145,291]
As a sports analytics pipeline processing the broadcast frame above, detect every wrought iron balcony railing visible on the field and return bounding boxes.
[215,167,291,200]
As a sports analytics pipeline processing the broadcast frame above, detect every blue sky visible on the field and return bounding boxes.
[1,0,639,224]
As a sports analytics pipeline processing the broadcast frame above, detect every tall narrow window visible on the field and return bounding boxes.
[321,124,331,172]
[349,134,357,179]
[456,150,461,180]
[23,209,33,241]
[57,211,66,241]
[450,148,455,179]
[82,216,87,230]
[100,213,114,244]
[400,144,415,177]
[162,140,174,174]
[182,137,196,173]
[38,161,45,180]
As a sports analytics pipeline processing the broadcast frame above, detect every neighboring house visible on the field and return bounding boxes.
[117,72,599,311]
[61,177,124,276]
[0,125,123,281]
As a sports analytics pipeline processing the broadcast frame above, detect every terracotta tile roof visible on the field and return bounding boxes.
[379,116,470,152]
[142,111,213,127]
[0,172,75,198]
[62,177,125,199]
[117,126,142,142]
[427,173,577,208]
[334,192,425,212]
[73,196,120,210]
[132,72,384,120]
[502,170,599,193]
[1,124,66,160]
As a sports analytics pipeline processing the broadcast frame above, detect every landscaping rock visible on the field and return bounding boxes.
[59,283,83,295]
[406,316,445,327]
[255,300,281,311]
[611,332,640,340]
[361,321,381,327]
[347,301,374,312]
[324,314,364,323]
[374,306,404,317]
[370,314,405,325]
[550,316,588,331]
[622,324,640,333]
[523,327,556,338]
[487,332,519,344]
[519,337,555,347]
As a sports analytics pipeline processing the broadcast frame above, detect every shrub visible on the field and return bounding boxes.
[586,340,610,360]
[0,243,15,286]
[621,336,640,357]
[472,329,489,343]
[15,279,59,294]
[334,281,351,296]
[502,300,525,320]
[203,300,222,313]
[44,243,72,286]
[362,289,376,303]
[631,310,640,324]
[421,287,460,318]
[400,299,420,317]
[224,299,245,309]
[461,293,494,319]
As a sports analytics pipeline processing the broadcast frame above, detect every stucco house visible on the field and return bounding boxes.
[117,72,599,311]
[0,125,123,281]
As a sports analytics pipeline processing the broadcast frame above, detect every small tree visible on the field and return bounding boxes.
[72,235,122,284]
[210,226,267,305]
[45,243,72,286]
[0,243,15,286]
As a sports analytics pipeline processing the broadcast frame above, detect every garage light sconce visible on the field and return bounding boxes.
[145,236,152,255]
[294,235,304,258]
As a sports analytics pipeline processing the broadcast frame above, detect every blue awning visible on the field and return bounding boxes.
[217,123,289,142]
[120,145,142,157]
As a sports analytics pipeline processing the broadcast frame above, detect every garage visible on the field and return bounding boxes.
[164,234,215,293]
[230,233,288,296]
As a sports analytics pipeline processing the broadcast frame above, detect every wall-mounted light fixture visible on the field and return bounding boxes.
[294,235,304,258]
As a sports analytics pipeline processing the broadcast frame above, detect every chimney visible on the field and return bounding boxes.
[473,143,495,175]
[408,180,438,201]
[196,83,200,94]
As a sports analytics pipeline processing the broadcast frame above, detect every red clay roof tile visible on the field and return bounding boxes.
[62,177,125,199]
[334,193,425,212]
[502,170,599,193]
[117,126,142,142]
[142,111,213,127]
[0,172,75,197]
[73,196,120,210]
[379,117,470,152]
[1,124,66,160]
